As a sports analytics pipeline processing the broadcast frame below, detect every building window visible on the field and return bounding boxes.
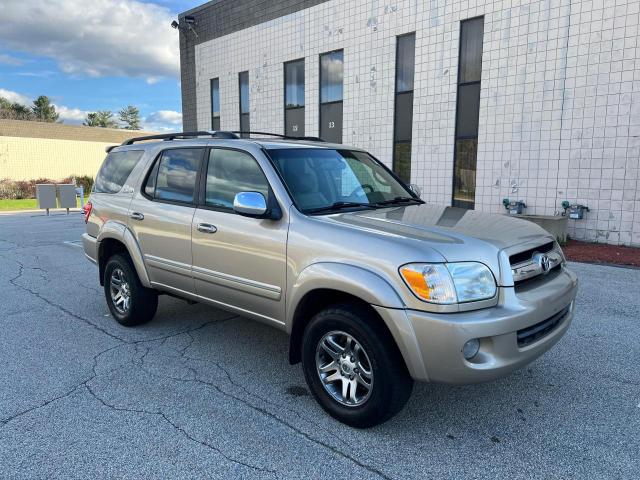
[452,16,484,209]
[319,50,343,143]
[393,33,416,184]
[238,71,249,138]
[210,78,220,131]
[284,59,305,137]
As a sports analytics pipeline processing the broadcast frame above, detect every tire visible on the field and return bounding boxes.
[103,254,158,327]
[301,302,413,428]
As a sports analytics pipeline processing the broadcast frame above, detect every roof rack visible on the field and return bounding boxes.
[119,130,325,147]
[120,131,239,145]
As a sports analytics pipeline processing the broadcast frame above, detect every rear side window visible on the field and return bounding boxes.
[93,150,144,194]
[205,149,269,209]
[144,148,203,204]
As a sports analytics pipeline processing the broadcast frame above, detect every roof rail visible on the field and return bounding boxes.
[119,130,325,147]
[231,131,325,142]
[120,130,239,146]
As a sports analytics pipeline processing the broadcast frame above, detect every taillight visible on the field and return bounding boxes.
[83,202,93,223]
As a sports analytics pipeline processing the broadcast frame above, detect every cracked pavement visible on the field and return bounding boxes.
[0,212,638,479]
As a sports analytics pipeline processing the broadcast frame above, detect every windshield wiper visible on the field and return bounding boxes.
[305,201,380,214]
[373,196,424,207]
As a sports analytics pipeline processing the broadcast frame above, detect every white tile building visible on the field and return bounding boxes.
[179,0,640,246]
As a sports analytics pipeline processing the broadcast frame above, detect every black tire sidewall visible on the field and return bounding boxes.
[103,254,156,326]
[302,306,409,428]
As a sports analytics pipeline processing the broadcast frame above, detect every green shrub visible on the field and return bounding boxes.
[0,176,94,200]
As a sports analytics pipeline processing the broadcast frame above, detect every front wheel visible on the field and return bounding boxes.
[301,303,413,428]
[104,254,158,327]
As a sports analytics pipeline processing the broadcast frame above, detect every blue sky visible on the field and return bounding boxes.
[0,0,204,130]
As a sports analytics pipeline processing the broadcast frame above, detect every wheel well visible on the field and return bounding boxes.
[288,289,397,365]
[98,238,129,286]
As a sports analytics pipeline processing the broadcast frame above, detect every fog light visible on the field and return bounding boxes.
[462,338,480,360]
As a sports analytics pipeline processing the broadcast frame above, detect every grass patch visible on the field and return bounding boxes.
[0,197,89,211]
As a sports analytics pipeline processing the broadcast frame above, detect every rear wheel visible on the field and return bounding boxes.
[301,302,413,428]
[104,254,158,326]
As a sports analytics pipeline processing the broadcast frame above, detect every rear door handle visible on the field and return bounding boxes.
[130,212,144,221]
[197,223,217,234]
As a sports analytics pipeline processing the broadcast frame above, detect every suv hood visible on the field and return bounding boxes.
[323,203,552,266]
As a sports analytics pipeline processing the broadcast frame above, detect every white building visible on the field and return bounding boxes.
[179,0,640,246]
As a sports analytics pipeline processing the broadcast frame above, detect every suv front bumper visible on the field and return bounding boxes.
[375,267,578,384]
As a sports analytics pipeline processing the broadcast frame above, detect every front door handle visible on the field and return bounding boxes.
[197,223,217,234]
[130,212,144,221]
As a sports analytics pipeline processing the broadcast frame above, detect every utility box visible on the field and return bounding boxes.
[57,184,77,212]
[507,200,526,215]
[36,184,57,214]
[568,204,589,219]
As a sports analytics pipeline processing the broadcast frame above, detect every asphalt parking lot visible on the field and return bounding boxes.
[0,212,638,479]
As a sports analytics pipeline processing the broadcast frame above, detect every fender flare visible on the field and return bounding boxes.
[287,262,405,330]
[97,221,151,288]
[286,262,428,379]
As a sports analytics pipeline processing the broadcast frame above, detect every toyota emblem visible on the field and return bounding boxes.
[533,253,551,274]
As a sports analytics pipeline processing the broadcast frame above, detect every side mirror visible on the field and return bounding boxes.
[409,183,422,198]
[233,191,267,218]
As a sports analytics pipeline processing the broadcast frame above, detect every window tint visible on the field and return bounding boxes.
[239,71,249,114]
[285,59,305,137]
[94,150,144,194]
[239,71,249,138]
[459,18,484,83]
[205,149,269,209]
[396,34,415,93]
[210,78,220,130]
[320,50,343,103]
[149,149,202,203]
[285,60,305,108]
[453,16,484,209]
[393,33,416,183]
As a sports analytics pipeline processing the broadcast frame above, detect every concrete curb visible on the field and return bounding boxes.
[0,208,83,215]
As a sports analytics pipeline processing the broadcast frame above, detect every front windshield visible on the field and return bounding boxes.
[267,148,418,214]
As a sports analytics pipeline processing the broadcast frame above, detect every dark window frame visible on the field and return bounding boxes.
[140,147,207,208]
[392,32,416,184]
[238,71,250,138]
[284,58,305,137]
[210,78,220,131]
[452,16,484,210]
[196,146,277,216]
[319,49,344,143]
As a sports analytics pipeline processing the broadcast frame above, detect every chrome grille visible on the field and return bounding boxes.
[510,242,564,284]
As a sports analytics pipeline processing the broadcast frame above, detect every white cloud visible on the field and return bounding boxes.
[54,105,90,124]
[144,110,182,130]
[0,88,31,105]
[0,0,179,82]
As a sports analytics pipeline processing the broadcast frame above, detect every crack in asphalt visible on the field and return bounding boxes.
[6,259,128,343]
[137,339,391,479]
[1,254,391,479]
[83,383,278,477]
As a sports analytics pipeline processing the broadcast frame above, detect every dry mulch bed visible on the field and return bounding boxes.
[562,239,640,268]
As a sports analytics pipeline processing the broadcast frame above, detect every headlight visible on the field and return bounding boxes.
[400,262,497,304]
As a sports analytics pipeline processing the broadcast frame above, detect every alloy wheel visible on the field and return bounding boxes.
[109,268,131,314]
[315,330,374,406]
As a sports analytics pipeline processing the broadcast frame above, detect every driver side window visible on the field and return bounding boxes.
[205,148,270,210]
